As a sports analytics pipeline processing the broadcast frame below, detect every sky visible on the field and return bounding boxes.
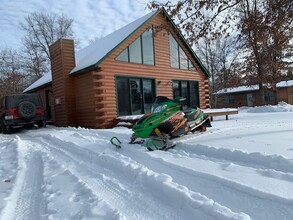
[1,104,293,219]
[0,0,151,49]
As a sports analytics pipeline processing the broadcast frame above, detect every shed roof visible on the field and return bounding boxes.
[215,85,259,94]
[276,80,293,88]
[215,80,293,95]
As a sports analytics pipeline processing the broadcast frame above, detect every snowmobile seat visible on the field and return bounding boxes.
[183,107,202,121]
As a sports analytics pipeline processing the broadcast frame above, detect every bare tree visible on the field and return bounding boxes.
[148,0,293,105]
[20,12,75,79]
[236,0,293,104]
[0,48,28,97]
[195,36,241,107]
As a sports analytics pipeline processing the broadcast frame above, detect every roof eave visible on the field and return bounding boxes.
[23,81,52,94]
[70,64,99,76]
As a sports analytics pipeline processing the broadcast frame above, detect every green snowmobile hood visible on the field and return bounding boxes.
[132,101,180,138]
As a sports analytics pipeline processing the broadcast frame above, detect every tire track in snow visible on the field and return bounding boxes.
[92,135,293,220]
[0,138,18,216]
[41,153,120,220]
[174,142,293,179]
[32,133,251,220]
[0,137,45,220]
[34,136,173,220]
[17,134,123,220]
[21,128,293,219]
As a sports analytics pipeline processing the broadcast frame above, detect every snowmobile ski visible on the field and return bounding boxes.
[110,136,122,148]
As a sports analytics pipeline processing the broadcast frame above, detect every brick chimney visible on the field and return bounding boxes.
[49,39,76,127]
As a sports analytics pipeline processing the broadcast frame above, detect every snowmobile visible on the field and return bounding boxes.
[111,96,211,151]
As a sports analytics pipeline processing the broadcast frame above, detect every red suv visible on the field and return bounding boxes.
[0,94,45,134]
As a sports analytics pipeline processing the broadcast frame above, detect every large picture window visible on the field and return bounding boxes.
[172,80,200,108]
[116,76,156,116]
[116,27,154,65]
[169,34,197,71]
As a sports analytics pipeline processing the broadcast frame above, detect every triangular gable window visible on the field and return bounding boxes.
[116,27,154,65]
[169,33,197,71]
[116,48,128,62]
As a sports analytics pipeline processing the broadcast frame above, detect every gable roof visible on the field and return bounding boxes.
[24,8,210,93]
[71,10,158,75]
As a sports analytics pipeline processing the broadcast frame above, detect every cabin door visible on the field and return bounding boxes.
[45,90,52,120]
[116,76,155,116]
[129,78,155,115]
[246,93,254,107]
[130,78,142,115]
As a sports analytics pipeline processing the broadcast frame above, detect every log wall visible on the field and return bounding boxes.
[92,12,210,128]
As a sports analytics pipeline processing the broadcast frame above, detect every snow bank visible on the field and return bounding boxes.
[241,102,293,113]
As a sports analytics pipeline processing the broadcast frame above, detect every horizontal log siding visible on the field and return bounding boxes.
[93,12,209,128]
[278,87,293,104]
[289,87,293,104]
[74,72,96,127]
[50,39,76,126]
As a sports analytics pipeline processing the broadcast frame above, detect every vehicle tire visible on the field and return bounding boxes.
[6,125,11,134]
[37,120,45,128]
[1,120,5,134]
[18,101,36,118]
[1,122,11,134]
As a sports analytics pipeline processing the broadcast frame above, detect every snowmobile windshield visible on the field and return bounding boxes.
[151,96,172,113]
[152,104,167,113]
[153,96,172,104]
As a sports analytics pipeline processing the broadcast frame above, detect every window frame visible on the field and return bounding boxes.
[115,75,156,116]
[172,80,200,108]
[115,27,155,66]
[169,33,197,71]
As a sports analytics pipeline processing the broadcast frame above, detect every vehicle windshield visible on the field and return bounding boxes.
[153,96,172,104]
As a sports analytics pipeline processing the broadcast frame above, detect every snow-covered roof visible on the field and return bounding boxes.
[23,72,52,93]
[215,85,259,94]
[215,80,293,95]
[276,80,293,88]
[70,10,157,74]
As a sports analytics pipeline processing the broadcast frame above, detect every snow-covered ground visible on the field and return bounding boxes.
[1,103,293,220]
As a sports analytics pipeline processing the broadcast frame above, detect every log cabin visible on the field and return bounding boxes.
[214,80,293,108]
[24,8,211,128]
